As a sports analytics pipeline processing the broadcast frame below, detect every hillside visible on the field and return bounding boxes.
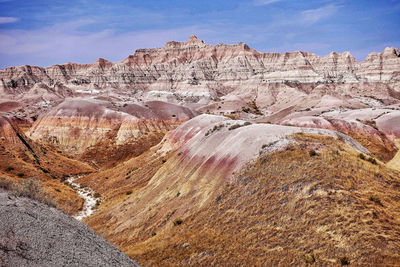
[74,115,400,265]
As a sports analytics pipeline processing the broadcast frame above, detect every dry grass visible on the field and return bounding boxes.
[0,177,54,206]
[79,130,164,168]
[0,124,93,214]
[86,134,400,266]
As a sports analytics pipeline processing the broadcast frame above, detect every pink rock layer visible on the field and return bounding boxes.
[27,98,198,153]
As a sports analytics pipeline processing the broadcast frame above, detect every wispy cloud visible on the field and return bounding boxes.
[0,20,209,67]
[0,17,18,24]
[300,4,338,24]
[253,0,283,6]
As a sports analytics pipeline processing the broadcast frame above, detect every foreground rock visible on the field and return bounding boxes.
[0,191,138,267]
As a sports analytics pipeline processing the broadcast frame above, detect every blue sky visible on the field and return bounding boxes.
[0,0,399,68]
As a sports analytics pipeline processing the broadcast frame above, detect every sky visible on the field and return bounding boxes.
[0,0,399,68]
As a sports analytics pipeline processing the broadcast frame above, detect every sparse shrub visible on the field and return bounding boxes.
[247,100,263,115]
[126,190,132,195]
[173,218,183,226]
[304,252,316,263]
[337,135,345,142]
[367,157,377,165]
[205,124,224,136]
[11,178,54,206]
[228,124,241,130]
[339,256,350,265]
[162,159,167,163]
[171,114,176,118]
[228,122,252,131]
[93,199,101,210]
[369,196,383,206]
[16,172,25,177]
[94,192,101,198]
[358,153,378,165]
[5,166,14,172]
[242,107,250,113]
[176,192,181,197]
[309,150,318,157]
[151,232,157,236]
[0,177,14,190]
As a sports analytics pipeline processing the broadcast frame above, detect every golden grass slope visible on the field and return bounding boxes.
[82,134,400,266]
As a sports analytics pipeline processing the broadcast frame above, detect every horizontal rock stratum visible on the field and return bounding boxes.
[1,35,399,102]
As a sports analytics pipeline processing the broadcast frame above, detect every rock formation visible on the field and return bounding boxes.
[0,35,399,119]
[27,98,198,154]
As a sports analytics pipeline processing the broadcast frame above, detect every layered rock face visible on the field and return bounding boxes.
[1,35,399,110]
[278,108,400,161]
[27,98,198,153]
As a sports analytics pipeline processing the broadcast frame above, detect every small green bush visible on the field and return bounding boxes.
[126,190,132,195]
[358,153,366,160]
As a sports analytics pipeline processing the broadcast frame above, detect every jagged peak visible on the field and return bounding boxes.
[96,58,109,63]
[187,34,202,43]
[163,35,208,49]
[383,47,400,57]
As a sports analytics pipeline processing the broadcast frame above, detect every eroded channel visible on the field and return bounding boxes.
[66,176,101,220]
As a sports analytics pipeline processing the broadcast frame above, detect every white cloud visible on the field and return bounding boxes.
[253,0,283,6]
[0,21,210,67]
[300,4,338,24]
[0,17,18,24]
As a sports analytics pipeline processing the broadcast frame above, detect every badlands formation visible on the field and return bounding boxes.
[1,35,400,265]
